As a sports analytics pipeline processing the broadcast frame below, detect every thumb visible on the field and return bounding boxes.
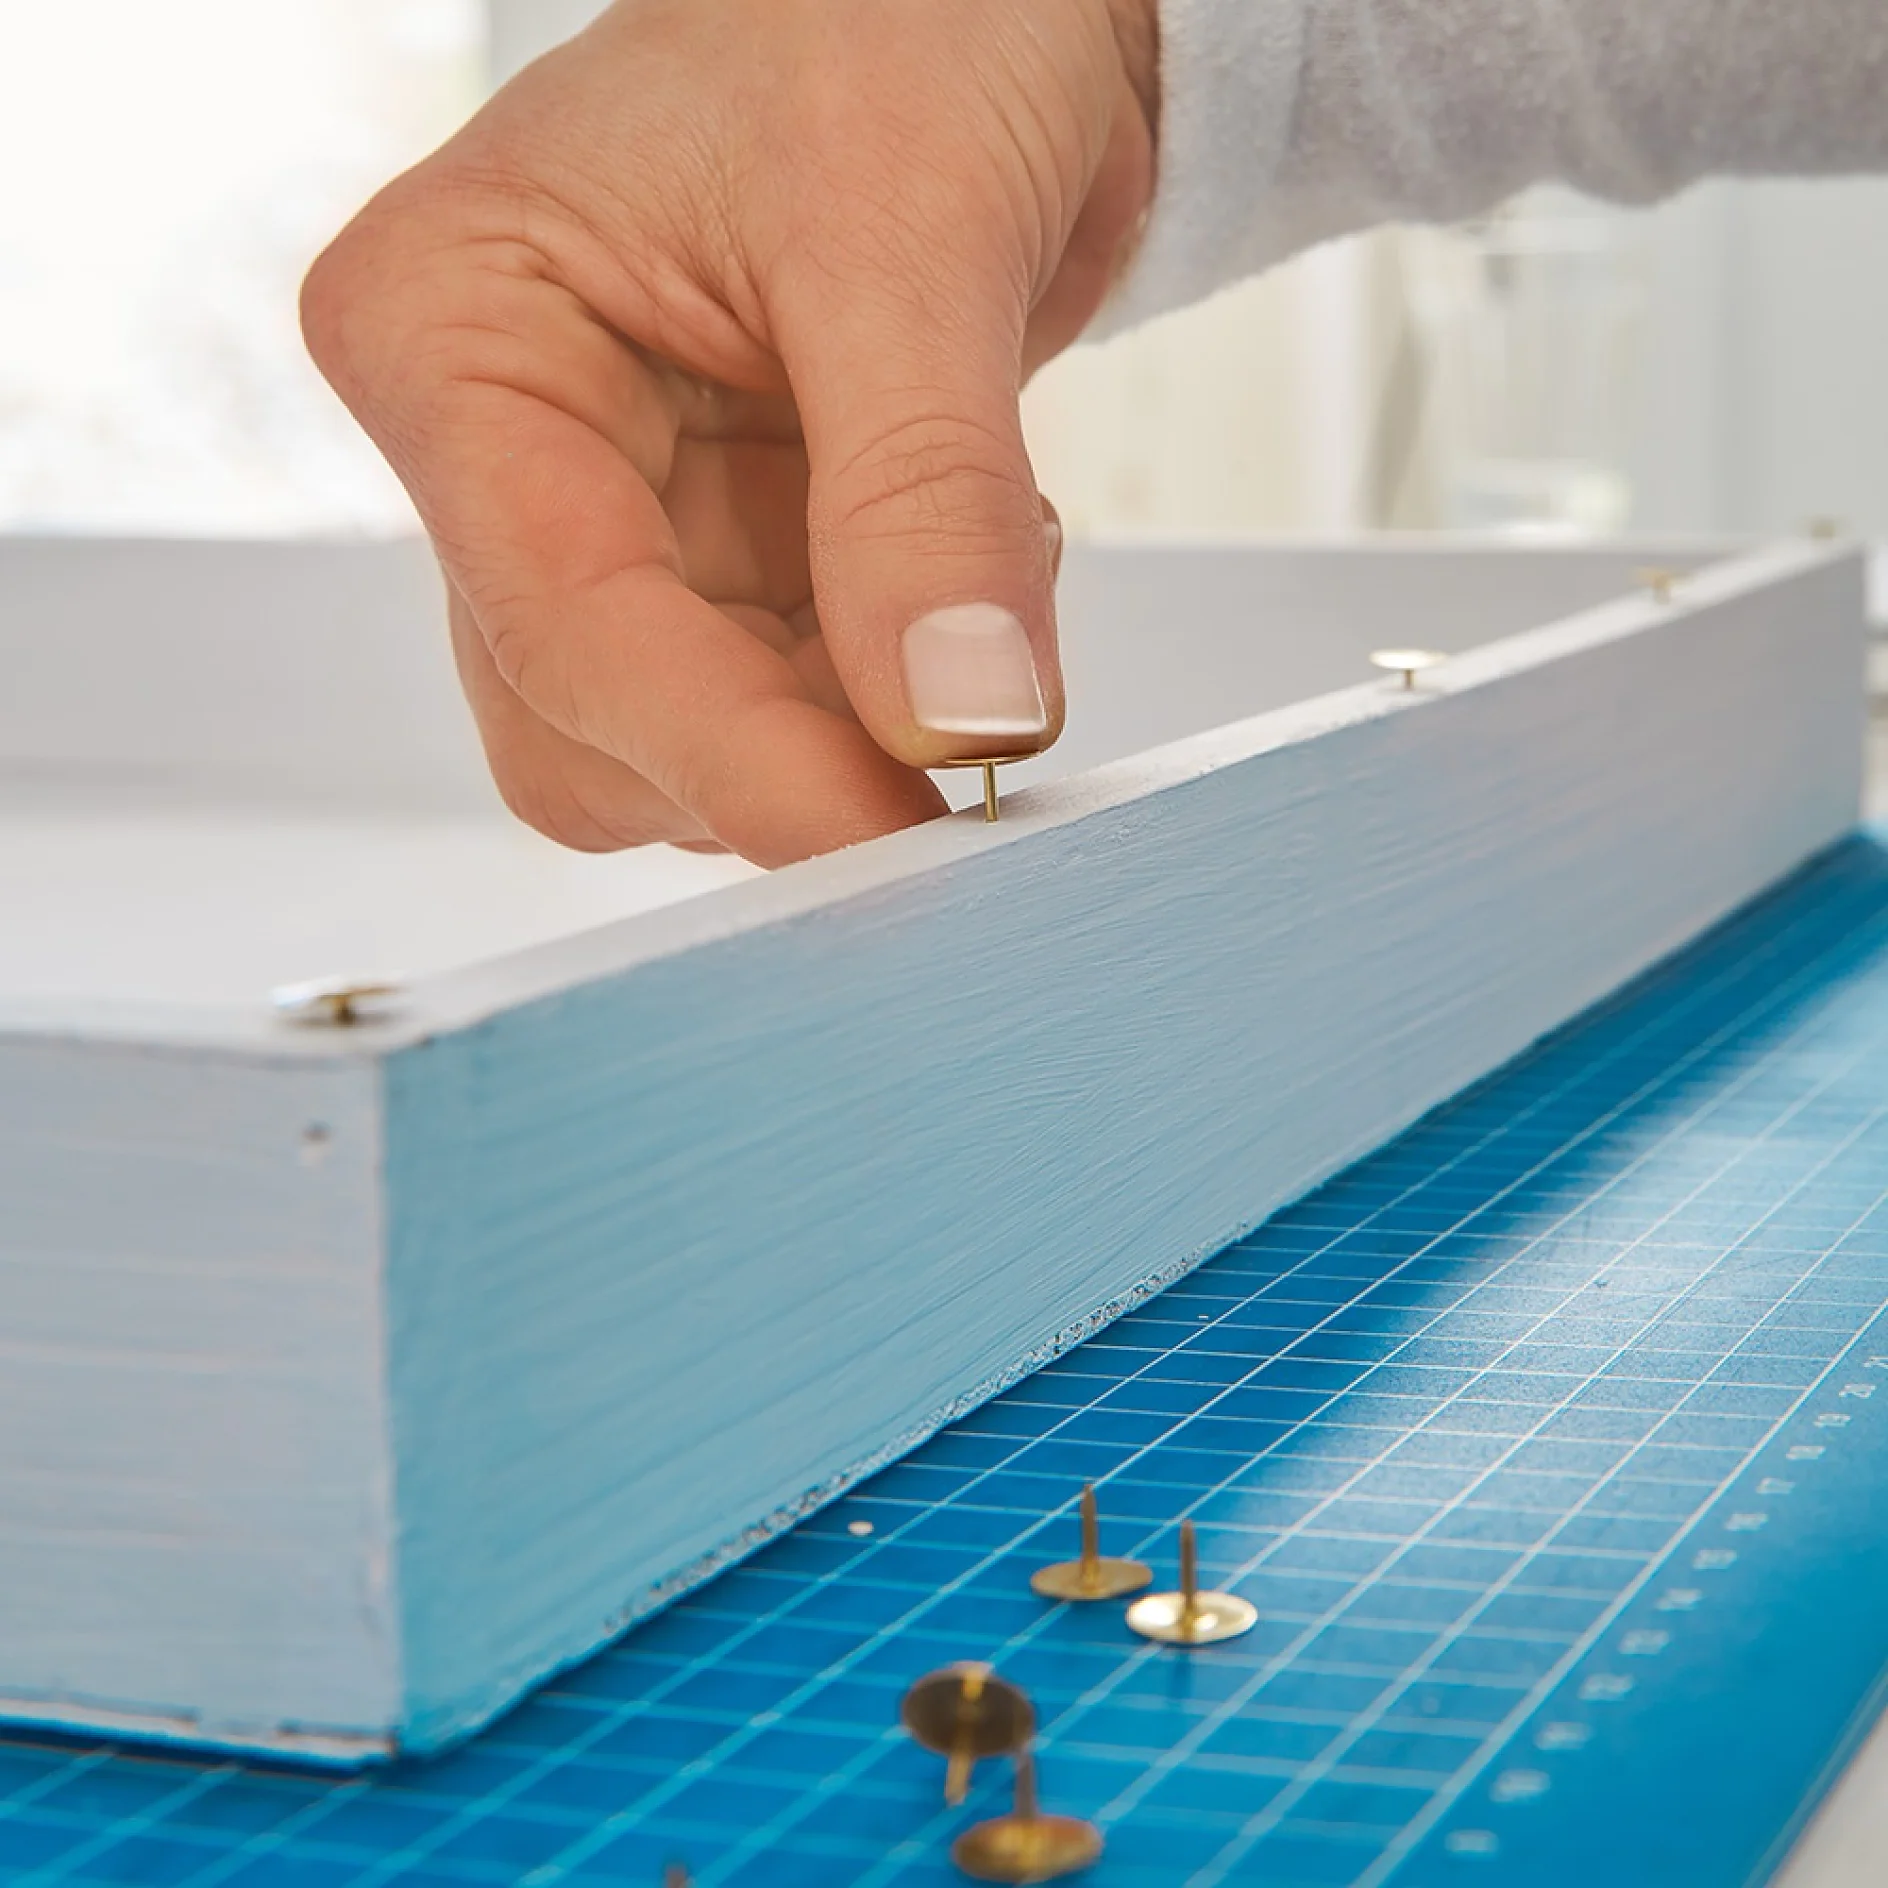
[777,245,1064,771]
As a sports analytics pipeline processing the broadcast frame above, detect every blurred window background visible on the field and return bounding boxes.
[2,0,1884,544]
[0,0,482,534]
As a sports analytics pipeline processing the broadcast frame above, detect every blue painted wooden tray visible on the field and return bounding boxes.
[6,835,1888,1887]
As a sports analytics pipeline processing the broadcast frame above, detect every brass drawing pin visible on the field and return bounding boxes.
[270,975,402,1027]
[952,1748,1103,1883]
[1125,1519,1258,1646]
[937,753,1034,823]
[1368,648,1446,691]
[901,1662,1035,1806]
[1031,1485,1152,1603]
[1636,566,1678,604]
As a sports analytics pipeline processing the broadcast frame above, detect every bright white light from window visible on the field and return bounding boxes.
[0,0,483,535]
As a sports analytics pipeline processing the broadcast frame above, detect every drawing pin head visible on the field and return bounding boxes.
[951,1747,1103,1882]
[900,1662,1034,1805]
[270,975,402,1027]
[935,753,1035,823]
[1125,1519,1257,1646]
[1368,648,1445,692]
[1030,1485,1152,1603]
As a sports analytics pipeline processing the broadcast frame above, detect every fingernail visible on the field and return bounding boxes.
[1044,513,1063,580]
[902,602,1047,740]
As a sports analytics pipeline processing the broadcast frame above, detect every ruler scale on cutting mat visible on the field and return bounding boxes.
[9,837,1888,1888]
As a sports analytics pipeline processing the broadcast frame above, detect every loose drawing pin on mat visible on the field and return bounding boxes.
[936,753,1034,822]
[1030,1484,1152,1602]
[901,1662,1035,1805]
[952,1748,1103,1883]
[1125,1518,1258,1645]
[1368,647,1446,690]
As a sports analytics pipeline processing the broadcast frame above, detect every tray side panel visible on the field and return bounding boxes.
[0,1041,401,1757]
[0,534,491,819]
[1026,540,1730,785]
[381,556,1865,1750]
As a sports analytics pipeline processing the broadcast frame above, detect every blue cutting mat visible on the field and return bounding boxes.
[11,836,1888,1888]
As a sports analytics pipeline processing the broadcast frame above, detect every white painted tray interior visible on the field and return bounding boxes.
[0,536,1724,1011]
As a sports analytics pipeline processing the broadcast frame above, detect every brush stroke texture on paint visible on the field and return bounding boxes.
[380,553,1865,1749]
[0,1041,400,1755]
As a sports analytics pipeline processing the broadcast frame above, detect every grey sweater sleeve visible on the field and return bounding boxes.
[1103,0,1888,330]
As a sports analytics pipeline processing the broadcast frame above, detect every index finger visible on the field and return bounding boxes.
[302,224,945,865]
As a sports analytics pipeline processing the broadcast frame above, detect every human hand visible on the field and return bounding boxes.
[302,0,1156,865]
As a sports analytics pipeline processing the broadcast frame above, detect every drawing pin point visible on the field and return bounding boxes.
[1031,1485,1152,1603]
[270,975,401,1027]
[1125,1519,1258,1646]
[937,753,1035,823]
[901,1662,1034,1806]
[952,1747,1103,1883]
[1368,648,1445,691]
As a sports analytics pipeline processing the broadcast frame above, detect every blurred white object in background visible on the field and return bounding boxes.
[1401,190,1640,540]
[0,0,482,535]
[1024,174,1888,544]
[1020,192,1650,545]
[1021,237,1386,540]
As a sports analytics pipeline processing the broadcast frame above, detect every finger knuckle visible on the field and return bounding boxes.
[821,411,1036,550]
[299,212,402,396]
[300,182,477,408]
